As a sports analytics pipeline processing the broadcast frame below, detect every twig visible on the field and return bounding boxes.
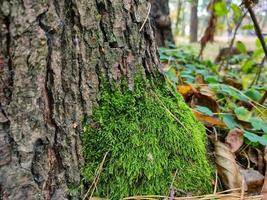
[212,127,218,141]
[139,3,151,32]
[123,188,263,200]
[213,169,218,194]
[246,5,267,58]
[152,91,190,134]
[241,179,245,200]
[168,169,178,200]
[221,11,247,71]
[259,91,267,105]
[249,56,265,88]
[170,169,178,189]
[83,152,109,200]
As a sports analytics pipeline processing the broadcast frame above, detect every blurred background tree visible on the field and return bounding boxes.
[149,0,174,46]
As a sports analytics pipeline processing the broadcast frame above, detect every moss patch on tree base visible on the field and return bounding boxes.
[83,78,213,199]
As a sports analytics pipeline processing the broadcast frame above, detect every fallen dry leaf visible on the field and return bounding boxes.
[193,110,226,128]
[248,147,264,174]
[223,76,243,90]
[177,84,195,101]
[225,128,244,153]
[191,92,219,113]
[214,141,246,190]
[195,74,205,84]
[198,85,216,98]
[178,84,194,96]
[261,147,267,199]
[240,168,264,192]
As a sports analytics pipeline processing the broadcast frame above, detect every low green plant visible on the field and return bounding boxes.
[82,78,213,199]
[159,47,267,147]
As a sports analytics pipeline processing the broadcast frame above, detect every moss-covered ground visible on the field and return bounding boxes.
[82,77,213,199]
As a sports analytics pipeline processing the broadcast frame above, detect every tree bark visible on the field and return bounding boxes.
[0,0,158,199]
[149,0,174,46]
[190,0,199,43]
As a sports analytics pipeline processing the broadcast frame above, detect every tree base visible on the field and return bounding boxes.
[82,78,213,199]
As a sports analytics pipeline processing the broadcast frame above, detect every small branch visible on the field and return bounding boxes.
[259,91,267,105]
[83,152,109,200]
[213,169,218,194]
[222,11,247,70]
[247,5,267,58]
[139,3,151,32]
[249,56,265,88]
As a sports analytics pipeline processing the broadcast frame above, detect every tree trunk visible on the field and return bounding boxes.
[190,0,199,43]
[0,0,158,199]
[175,0,183,33]
[0,0,211,199]
[149,0,174,46]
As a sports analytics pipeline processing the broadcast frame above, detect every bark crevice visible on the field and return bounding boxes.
[37,10,65,199]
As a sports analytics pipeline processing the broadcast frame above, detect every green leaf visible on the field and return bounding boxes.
[244,131,267,146]
[159,54,172,61]
[196,69,209,77]
[234,107,252,122]
[261,135,267,146]
[165,67,178,83]
[222,114,239,129]
[231,3,241,22]
[254,85,267,91]
[236,41,247,54]
[244,131,262,143]
[181,74,195,83]
[252,48,264,59]
[241,24,254,30]
[244,89,261,101]
[250,117,267,133]
[204,75,219,83]
[196,106,214,116]
[241,60,253,73]
[216,84,248,101]
[214,1,228,17]
[256,37,267,49]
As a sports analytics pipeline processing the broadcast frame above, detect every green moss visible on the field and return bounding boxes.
[82,78,213,199]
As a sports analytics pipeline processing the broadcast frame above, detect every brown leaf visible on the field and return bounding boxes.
[193,110,226,128]
[261,147,267,199]
[177,84,194,96]
[237,101,253,111]
[223,76,243,90]
[198,85,216,98]
[240,168,264,192]
[214,141,246,190]
[195,74,205,84]
[177,84,196,103]
[199,0,218,57]
[191,92,219,113]
[248,147,264,174]
[225,128,244,153]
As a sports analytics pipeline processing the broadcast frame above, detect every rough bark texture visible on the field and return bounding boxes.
[149,0,174,46]
[190,0,198,43]
[0,0,158,199]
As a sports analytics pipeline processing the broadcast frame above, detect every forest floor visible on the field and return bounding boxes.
[159,41,267,199]
[174,35,257,60]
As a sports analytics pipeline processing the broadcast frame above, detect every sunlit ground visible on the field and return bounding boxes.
[174,35,258,61]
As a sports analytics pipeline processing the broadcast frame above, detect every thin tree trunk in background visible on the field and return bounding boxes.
[175,0,183,32]
[0,0,159,199]
[190,0,199,43]
[261,11,267,29]
[181,6,186,36]
[149,0,175,46]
